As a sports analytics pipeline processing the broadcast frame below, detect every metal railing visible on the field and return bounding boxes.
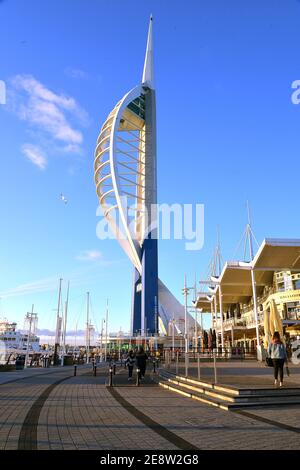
[158,347,260,385]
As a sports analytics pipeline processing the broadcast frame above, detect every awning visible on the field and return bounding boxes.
[194,296,213,312]
[210,262,264,308]
[253,239,300,271]
[208,239,300,310]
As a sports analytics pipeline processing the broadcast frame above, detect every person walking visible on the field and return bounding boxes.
[136,346,148,381]
[125,350,135,381]
[268,331,287,388]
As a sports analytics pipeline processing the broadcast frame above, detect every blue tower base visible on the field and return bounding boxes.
[132,236,158,336]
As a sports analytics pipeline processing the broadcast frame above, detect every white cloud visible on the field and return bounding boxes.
[0,276,59,299]
[0,266,98,299]
[76,250,103,262]
[12,74,88,121]
[21,143,47,170]
[10,74,89,166]
[0,261,124,300]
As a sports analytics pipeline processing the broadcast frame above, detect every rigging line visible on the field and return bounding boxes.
[243,233,248,262]
[72,295,86,331]
[61,293,81,336]
[250,226,260,247]
[231,227,247,260]
[89,296,100,335]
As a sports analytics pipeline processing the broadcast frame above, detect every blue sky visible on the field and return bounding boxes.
[1,0,300,340]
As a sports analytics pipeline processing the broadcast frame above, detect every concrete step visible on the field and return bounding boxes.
[160,370,300,396]
[159,371,300,408]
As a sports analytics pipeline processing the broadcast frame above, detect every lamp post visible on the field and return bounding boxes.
[100,319,104,363]
[25,305,38,369]
[172,316,175,359]
[182,275,191,354]
[182,275,194,377]
[105,299,108,362]
[146,328,150,351]
[247,203,261,360]
[193,275,198,353]
[86,292,90,364]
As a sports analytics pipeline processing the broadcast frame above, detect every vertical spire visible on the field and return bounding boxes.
[142,15,154,88]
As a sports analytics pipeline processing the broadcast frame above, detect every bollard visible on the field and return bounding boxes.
[108,367,113,387]
[94,365,97,377]
[213,353,218,384]
[176,351,179,375]
[74,364,77,376]
[113,363,116,375]
[136,368,140,387]
[197,354,201,380]
[153,360,156,374]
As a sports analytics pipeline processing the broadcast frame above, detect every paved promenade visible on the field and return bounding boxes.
[0,364,300,450]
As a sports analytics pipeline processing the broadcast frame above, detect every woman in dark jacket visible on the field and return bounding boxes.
[135,347,148,380]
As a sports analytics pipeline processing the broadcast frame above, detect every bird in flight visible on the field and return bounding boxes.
[60,193,68,204]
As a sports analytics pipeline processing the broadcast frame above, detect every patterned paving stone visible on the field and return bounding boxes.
[0,363,300,450]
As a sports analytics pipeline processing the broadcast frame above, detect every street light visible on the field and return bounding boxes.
[194,309,198,353]
[182,275,194,377]
[25,305,38,369]
[182,275,193,354]
[171,317,176,359]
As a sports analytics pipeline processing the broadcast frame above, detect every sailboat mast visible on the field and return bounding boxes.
[54,278,62,365]
[86,292,90,364]
[61,281,69,367]
[105,299,108,362]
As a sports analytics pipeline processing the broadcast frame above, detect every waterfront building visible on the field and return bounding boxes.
[195,239,300,356]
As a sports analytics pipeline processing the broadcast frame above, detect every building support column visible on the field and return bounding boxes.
[251,268,261,361]
[218,286,224,350]
[210,300,214,329]
[214,294,218,348]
